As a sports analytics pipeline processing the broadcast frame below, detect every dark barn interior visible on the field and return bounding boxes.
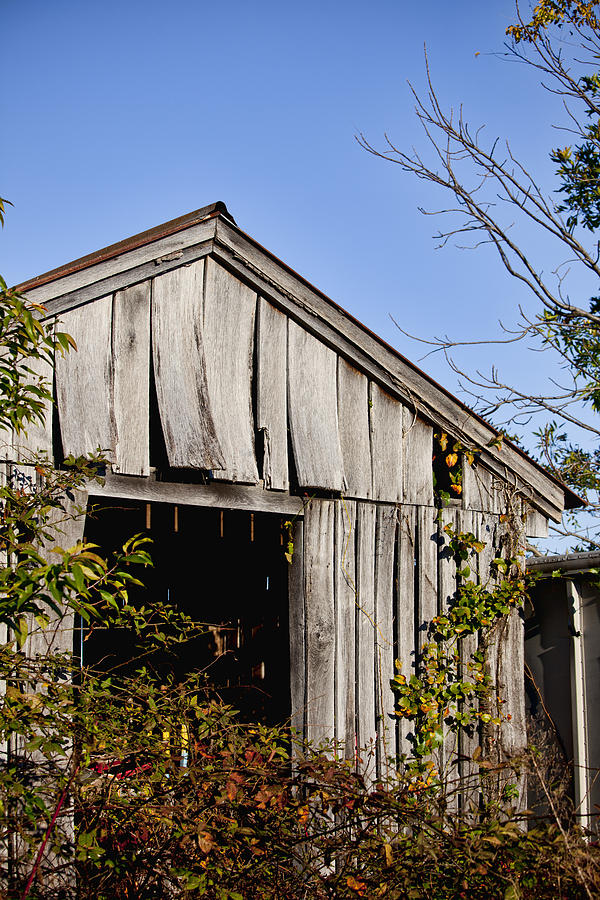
[82,498,291,725]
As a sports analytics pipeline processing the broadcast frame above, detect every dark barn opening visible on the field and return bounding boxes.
[82,498,291,726]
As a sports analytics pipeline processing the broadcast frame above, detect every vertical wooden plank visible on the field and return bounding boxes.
[458,509,482,812]
[374,505,397,777]
[256,299,289,491]
[498,608,526,762]
[402,409,433,505]
[14,329,55,463]
[437,506,459,800]
[462,461,501,514]
[288,322,344,491]
[396,504,417,759]
[334,499,357,760]
[355,502,377,770]
[56,297,114,460]
[337,359,371,499]
[369,382,403,503]
[25,491,88,659]
[288,518,305,740]
[202,259,259,483]
[522,503,549,538]
[304,499,336,747]
[417,505,438,654]
[152,260,224,470]
[112,282,150,476]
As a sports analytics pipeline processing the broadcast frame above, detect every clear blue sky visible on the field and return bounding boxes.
[1,1,589,443]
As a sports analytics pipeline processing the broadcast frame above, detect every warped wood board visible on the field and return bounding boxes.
[24,215,219,307]
[55,296,114,460]
[437,506,459,802]
[462,462,502,514]
[92,473,304,516]
[256,298,288,490]
[337,359,371,499]
[25,490,88,659]
[287,321,344,491]
[374,504,397,777]
[303,499,336,747]
[202,259,258,483]
[112,282,150,475]
[288,519,306,739]
[14,328,54,463]
[152,260,224,471]
[369,383,403,503]
[402,409,433,505]
[396,504,417,757]
[334,499,357,759]
[355,502,377,773]
[417,506,438,655]
[213,225,567,521]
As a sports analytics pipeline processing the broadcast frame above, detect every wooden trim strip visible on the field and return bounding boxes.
[91,473,305,516]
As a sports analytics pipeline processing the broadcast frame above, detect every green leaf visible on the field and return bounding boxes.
[14,616,28,649]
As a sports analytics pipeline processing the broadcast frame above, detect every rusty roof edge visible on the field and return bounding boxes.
[14,202,235,294]
[214,216,583,513]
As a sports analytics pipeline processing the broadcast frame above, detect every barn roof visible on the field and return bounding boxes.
[17,202,582,522]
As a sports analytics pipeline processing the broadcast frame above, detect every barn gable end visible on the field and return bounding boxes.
[16,203,581,779]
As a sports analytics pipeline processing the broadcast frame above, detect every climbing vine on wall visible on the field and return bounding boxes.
[391,517,529,778]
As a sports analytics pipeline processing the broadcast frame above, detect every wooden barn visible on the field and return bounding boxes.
[16,202,581,777]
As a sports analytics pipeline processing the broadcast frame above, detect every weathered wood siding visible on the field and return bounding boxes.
[49,260,436,504]
[291,498,524,779]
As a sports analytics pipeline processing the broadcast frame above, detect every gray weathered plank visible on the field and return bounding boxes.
[26,490,88,659]
[202,259,259,483]
[437,507,459,803]
[304,499,336,747]
[55,296,114,460]
[403,408,433,505]
[369,382,403,503]
[523,504,549,538]
[152,259,224,471]
[112,282,150,476]
[334,499,357,760]
[256,298,289,491]
[417,505,438,655]
[396,504,417,758]
[14,330,55,463]
[337,359,371,499]
[356,502,377,769]
[459,509,482,811]
[288,518,306,739]
[462,461,502,514]
[374,504,397,777]
[92,473,305,516]
[288,321,344,491]
[497,607,526,756]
